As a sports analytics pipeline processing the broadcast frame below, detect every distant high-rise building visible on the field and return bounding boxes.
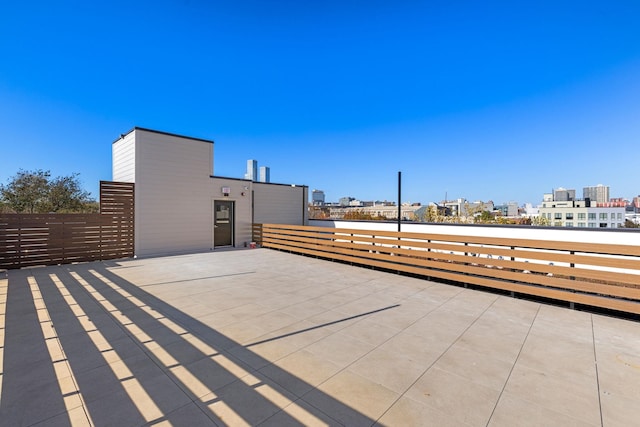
[553,188,575,202]
[339,196,355,207]
[244,159,258,181]
[259,166,270,183]
[312,190,325,206]
[583,184,609,204]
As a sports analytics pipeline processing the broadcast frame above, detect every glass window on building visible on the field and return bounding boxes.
[565,222,573,227]
[554,213,562,220]
[578,213,586,220]
[588,213,596,220]
[588,222,596,228]
[599,213,607,220]
[600,223,607,228]
[618,213,623,220]
[566,213,574,220]
[577,222,586,227]
[554,221,563,227]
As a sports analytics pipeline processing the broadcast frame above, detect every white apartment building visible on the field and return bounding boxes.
[538,199,625,228]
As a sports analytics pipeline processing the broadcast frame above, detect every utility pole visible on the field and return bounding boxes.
[397,171,402,233]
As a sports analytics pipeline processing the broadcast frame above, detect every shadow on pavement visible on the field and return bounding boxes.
[1,261,381,426]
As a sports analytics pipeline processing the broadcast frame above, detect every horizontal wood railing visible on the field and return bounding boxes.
[0,181,134,269]
[253,223,640,315]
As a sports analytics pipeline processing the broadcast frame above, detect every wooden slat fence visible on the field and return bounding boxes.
[253,223,640,315]
[0,181,134,269]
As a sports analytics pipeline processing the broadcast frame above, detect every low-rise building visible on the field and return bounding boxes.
[538,198,625,228]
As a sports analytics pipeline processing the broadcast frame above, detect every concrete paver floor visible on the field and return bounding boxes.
[1,249,639,426]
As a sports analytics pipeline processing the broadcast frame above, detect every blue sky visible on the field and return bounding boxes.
[1,1,639,205]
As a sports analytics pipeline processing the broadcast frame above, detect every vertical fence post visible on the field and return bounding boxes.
[397,171,401,251]
[509,246,516,297]
[569,250,576,309]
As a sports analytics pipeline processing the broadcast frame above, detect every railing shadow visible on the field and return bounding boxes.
[1,261,383,426]
[0,270,73,426]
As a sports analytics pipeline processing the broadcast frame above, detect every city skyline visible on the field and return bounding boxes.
[313,183,630,208]
[1,2,639,205]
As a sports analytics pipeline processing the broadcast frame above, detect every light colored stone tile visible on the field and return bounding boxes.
[377,395,473,427]
[330,293,402,318]
[169,355,246,398]
[30,405,92,427]
[481,295,540,325]
[592,313,640,355]
[503,363,600,425]
[259,398,340,426]
[370,302,434,330]
[439,288,499,315]
[277,300,331,320]
[338,317,401,347]
[529,306,593,343]
[433,343,513,391]
[600,388,640,427]
[348,347,429,394]
[595,348,640,399]
[303,370,400,426]
[402,306,478,338]
[251,319,336,349]
[454,319,529,364]
[304,331,376,368]
[250,311,302,334]
[488,391,599,427]
[378,330,450,366]
[516,333,597,388]
[197,303,273,328]
[259,349,342,397]
[198,376,298,426]
[305,309,367,332]
[404,367,501,426]
[10,249,640,427]
[216,321,271,345]
[153,402,218,426]
[83,387,154,427]
[228,340,296,370]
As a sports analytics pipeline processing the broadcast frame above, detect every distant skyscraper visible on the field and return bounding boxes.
[259,166,270,183]
[244,160,258,181]
[339,196,355,207]
[312,190,325,206]
[553,188,575,201]
[583,184,609,204]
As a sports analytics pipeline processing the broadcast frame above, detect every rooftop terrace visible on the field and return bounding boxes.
[1,249,639,426]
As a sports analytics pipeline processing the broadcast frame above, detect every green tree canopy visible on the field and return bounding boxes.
[0,169,96,213]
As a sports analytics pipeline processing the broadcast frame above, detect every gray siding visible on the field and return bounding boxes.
[112,127,307,257]
[112,133,135,183]
[253,183,307,225]
[134,130,214,256]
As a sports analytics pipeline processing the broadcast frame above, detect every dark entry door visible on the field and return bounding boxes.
[214,200,234,247]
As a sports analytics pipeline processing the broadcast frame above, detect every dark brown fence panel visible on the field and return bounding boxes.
[100,180,135,217]
[253,223,640,315]
[100,181,135,259]
[0,181,134,269]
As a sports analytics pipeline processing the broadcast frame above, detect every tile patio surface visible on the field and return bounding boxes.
[1,248,639,426]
